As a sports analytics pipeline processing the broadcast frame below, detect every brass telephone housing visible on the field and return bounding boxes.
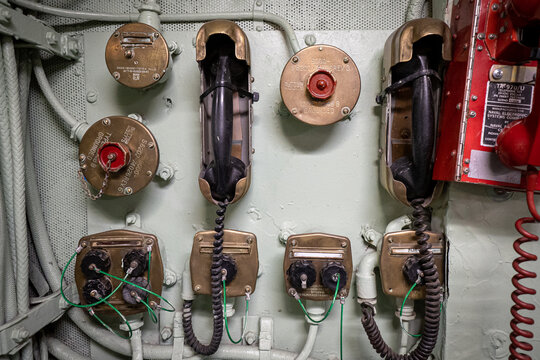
[190,230,258,297]
[196,20,254,205]
[74,229,164,315]
[379,230,446,300]
[283,233,353,301]
[379,18,452,206]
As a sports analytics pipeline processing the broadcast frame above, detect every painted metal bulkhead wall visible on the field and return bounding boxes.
[23,0,540,359]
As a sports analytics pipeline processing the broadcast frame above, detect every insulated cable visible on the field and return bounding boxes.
[295,274,340,324]
[361,199,441,360]
[223,280,249,344]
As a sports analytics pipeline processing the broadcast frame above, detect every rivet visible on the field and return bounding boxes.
[318,46,323,51]
[477,45,483,51]
[492,3,499,10]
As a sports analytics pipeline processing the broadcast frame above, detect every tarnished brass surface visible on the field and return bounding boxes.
[78,116,159,197]
[190,230,258,297]
[105,23,170,89]
[74,229,164,315]
[379,18,450,207]
[380,230,445,300]
[280,45,361,126]
[197,21,253,204]
[198,166,251,205]
[283,233,353,301]
[382,18,452,74]
[196,20,250,65]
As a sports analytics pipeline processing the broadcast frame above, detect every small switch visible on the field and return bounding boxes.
[287,260,316,291]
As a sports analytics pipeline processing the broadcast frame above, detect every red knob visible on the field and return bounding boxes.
[98,142,131,172]
[307,70,336,100]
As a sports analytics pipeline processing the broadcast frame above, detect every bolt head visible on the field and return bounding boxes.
[492,68,503,79]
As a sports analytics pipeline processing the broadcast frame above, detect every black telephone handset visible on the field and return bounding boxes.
[203,53,246,201]
[389,40,440,202]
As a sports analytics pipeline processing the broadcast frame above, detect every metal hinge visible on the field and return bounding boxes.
[0,285,74,355]
[0,3,82,60]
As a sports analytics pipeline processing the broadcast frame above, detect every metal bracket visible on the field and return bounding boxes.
[252,0,264,32]
[0,4,82,60]
[258,317,273,360]
[0,285,74,355]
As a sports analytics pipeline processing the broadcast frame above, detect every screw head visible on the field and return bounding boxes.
[246,236,253,244]
[343,57,349,63]
[194,284,201,292]
[341,241,347,248]
[79,154,86,162]
[470,111,477,118]
[292,56,299,63]
[290,239,297,246]
[464,168,470,174]
[492,68,503,79]
[153,73,161,81]
[477,33,486,40]
[477,45,483,51]
[146,170,152,176]
[124,187,133,195]
[102,118,111,126]
[471,95,478,101]
[488,33,497,40]
[291,108,298,114]
[113,72,120,80]
[341,107,351,115]
[86,91,98,103]
[148,142,155,149]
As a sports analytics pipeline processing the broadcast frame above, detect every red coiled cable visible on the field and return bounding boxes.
[509,169,539,360]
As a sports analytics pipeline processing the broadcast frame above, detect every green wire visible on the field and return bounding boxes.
[88,300,133,339]
[222,280,249,344]
[400,282,421,338]
[340,300,344,360]
[297,274,340,324]
[60,251,127,308]
[141,298,158,323]
[98,269,175,312]
[399,282,444,339]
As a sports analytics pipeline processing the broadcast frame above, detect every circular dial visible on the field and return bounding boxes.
[287,260,316,291]
[80,249,111,279]
[320,262,347,292]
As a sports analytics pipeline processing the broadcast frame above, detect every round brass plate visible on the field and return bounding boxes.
[105,23,170,89]
[280,45,361,126]
[79,116,159,197]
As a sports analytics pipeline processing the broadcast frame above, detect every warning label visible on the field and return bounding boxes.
[481,82,534,147]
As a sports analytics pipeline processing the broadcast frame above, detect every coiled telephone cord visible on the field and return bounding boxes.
[361,198,441,360]
[509,170,538,360]
[183,201,228,355]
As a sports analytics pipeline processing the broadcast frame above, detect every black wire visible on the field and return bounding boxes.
[360,198,442,360]
[182,201,228,355]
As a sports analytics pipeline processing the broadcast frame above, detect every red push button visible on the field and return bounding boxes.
[98,142,131,172]
[307,70,336,100]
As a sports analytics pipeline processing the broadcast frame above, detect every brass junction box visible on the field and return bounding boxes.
[380,230,446,300]
[190,229,258,297]
[283,233,353,301]
[74,229,164,315]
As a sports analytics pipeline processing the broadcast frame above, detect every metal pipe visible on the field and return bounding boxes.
[9,0,300,53]
[31,55,88,141]
[406,0,429,21]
